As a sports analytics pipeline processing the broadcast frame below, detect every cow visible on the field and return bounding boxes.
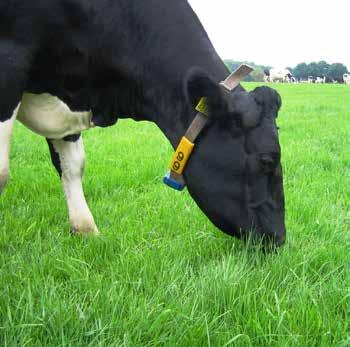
[315,77,326,84]
[344,74,350,84]
[263,69,270,83]
[0,0,286,246]
[264,68,294,83]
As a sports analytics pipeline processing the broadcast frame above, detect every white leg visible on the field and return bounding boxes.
[49,136,98,235]
[0,105,19,193]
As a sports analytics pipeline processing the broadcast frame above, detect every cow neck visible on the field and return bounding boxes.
[117,86,189,148]
[139,66,228,149]
[150,96,195,149]
[103,2,229,148]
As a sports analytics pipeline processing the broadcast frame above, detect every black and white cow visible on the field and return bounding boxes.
[315,76,326,84]
[0,0,286,245]
[344,74,350,84]
[264,68,294,83]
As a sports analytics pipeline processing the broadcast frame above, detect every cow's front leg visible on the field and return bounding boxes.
[0,41,33,194]
[47,135,98,235]
[0,106,19,194]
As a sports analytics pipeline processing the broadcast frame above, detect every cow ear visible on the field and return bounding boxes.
[184,68,228,115]
[251,86,282,114]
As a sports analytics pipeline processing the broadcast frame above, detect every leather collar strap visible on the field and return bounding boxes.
[163,64,253,191]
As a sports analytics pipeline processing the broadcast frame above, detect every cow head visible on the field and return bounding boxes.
[183,70,285,246]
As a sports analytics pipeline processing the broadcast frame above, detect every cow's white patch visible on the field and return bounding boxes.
[0,105,20,193]
[17,93,94,139]
[51,137,98,235]
[315,77,326,84]
[266,68,293,83]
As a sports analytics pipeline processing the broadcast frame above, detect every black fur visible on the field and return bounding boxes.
[46,139,62,177]
[63,134,81,142]
[46,134,81,177]
[264,69,270,77]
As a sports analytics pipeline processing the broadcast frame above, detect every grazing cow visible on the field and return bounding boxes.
[315,77,326,84]
[264,68,294,83]
[308,76,315,84]
[344,74,350,84]
[0,0,286,246]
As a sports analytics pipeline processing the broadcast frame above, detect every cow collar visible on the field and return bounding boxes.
[163,64,253,191]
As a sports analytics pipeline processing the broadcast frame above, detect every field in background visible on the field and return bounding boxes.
[1,84,349,346]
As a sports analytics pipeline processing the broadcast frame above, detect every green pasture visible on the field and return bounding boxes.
[0,83,349,346]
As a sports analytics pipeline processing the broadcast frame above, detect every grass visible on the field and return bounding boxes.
[0,83,349,346]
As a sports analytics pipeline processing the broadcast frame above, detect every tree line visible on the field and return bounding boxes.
[292,61,348,82]
[225,60,349,82]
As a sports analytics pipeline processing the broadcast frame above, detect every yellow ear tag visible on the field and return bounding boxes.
[195,97,209,116]
[169,137,195,175]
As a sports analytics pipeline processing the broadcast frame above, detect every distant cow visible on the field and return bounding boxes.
[315,77,326,84]
[264,68,294,83]
[344,74,350,84]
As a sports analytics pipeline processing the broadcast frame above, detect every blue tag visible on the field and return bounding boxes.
[163,171,186,191]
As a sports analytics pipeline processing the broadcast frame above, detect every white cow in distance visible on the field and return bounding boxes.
[344,74,350,84]
[315,77,326,84]
[264,68,294,83]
